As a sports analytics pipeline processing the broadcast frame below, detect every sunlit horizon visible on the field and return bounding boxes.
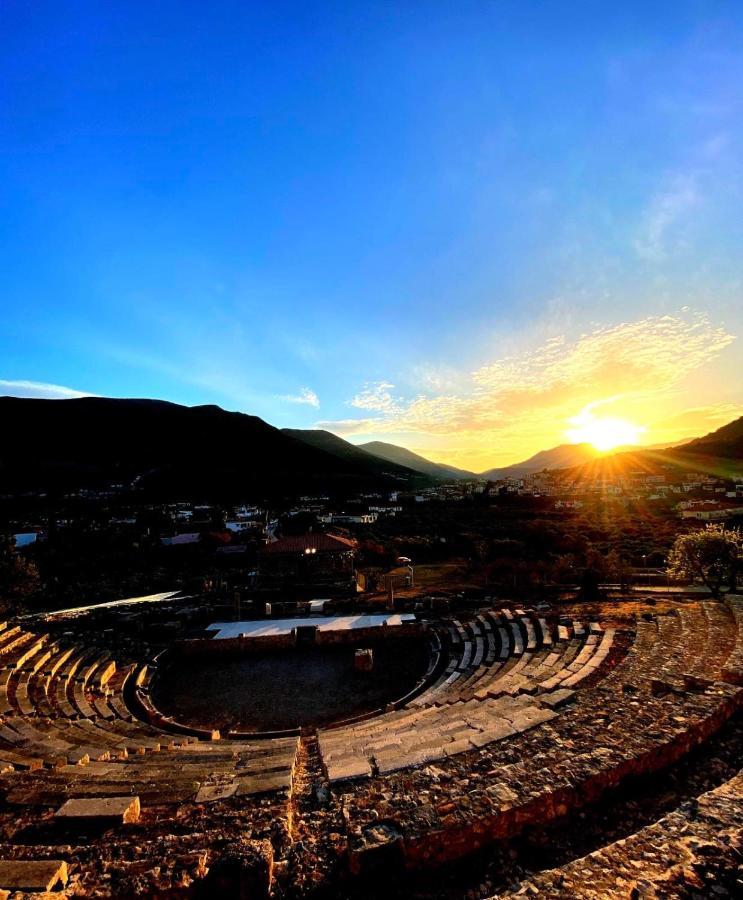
[346,403,718,474]
[1,3,741,474]
[565,405,646,453]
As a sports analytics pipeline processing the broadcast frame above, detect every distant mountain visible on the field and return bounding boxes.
[281,429,422,479]
[673,415,743,459]
[0,397,422,500]
[554,416,743,482]
[478,423,740,481]
[480,443,599,480]
[642,438,692,450]
[358,441,477,480]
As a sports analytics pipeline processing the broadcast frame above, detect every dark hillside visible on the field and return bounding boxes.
[0,397,419,499]
[282,429,422,479]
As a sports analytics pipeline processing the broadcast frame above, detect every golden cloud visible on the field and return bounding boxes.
[317,312,737,471]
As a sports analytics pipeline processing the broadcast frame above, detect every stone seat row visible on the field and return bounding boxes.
[2,633,159,738]
[318,688,573,781]
[317,610,612,781]
[0,629,300,793]
[494,763,743,898]
[721,594,743,685]
[0,698,191,768]
[413,611,609,708]
[1,735,300,809]
[340,601,743,872]
[1,666,194,767]
[621,601,735,690]
[413,612,527,705]
[0,630,304,802]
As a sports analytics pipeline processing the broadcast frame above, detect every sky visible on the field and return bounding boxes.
[1,1,742,472]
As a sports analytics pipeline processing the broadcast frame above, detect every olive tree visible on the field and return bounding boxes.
[666,523,741,598]
[0,534,41,615]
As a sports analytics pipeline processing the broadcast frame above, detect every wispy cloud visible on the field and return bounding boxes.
[349,382,401,413]
[0,379,97,400]
[317,311,737,470]
[280,387,320,408]
[408,364,464,393]
[634,173,700,262]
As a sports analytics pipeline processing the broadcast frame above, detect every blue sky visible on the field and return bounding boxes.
[1,1,742,469]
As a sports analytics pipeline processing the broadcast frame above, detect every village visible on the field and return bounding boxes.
[0,487,741,897]
[3,459,742,622]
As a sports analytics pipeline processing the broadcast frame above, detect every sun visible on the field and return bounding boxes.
[566,411,645,452]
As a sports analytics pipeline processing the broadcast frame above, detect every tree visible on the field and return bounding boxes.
[0,534,41,615]
[666,524,741,599]
[580,547,608,601]
[605,549,632,593]
[552,554,578,585]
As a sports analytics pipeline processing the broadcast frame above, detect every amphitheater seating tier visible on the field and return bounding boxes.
[337,600,743,874]
[722,594,743,685]
[0,599,741,896]
[319,610,617,780]
[494,767,743,898]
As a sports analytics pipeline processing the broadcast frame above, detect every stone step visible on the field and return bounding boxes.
[0,859,68,893]
[56,795,141,825]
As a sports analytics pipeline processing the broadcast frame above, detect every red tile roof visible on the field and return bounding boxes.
[260,533,357,554]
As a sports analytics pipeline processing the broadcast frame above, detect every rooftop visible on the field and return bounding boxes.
[260,533,357,554]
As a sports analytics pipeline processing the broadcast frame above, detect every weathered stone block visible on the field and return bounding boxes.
[56,795,141,825]
[0,859,68,892]
[486,782,518,806]
[682,673,713,693]
[95,659,117,687]
[350,822,404,876]
[540,688,576,709]
[195,781,237,803]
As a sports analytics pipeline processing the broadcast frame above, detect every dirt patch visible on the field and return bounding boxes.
[152,636,429,732]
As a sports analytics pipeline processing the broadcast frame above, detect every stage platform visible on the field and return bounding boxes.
[207,613,417,640]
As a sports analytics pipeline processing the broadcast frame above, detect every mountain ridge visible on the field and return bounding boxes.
[281,429,423,479]
[358,440,477,480]
[673,415,743,458]
[477,428,735,480]
[1,397,739,497]
[556,416,743,481]
[0,396,422,499]
[479,443,598,480]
